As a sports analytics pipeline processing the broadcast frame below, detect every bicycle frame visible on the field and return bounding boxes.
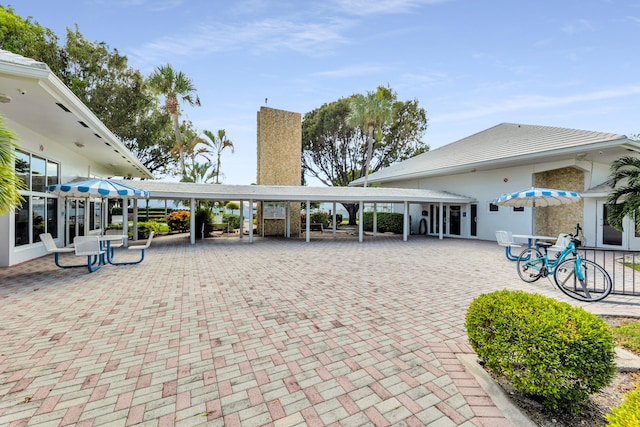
[542,240,580,275]
[520,237,581,278]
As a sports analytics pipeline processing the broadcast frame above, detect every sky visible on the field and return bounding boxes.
[6,0,640,185]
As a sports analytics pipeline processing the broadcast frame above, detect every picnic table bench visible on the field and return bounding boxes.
[301,223,324,234]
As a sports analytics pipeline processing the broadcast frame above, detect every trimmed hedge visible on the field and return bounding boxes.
[362,212,403,234]
[607,384,640,426]
[465,290,616,412]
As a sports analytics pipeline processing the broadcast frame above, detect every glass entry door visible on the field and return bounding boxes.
[448,206,461,235]
[597,201,622,247]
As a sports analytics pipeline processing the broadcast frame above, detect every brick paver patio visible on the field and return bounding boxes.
[0,234,637,426]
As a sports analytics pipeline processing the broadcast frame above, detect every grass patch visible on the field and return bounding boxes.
[612,321,640,354]
[623,262,640,271]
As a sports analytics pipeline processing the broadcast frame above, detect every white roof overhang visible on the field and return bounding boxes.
[0,50,152,179]
[113,180,475,204]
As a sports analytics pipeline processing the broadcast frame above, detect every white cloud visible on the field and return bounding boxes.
[433,85,640,123]
[311,64,393,78]
[128,17,353,66]
[332,0,450,15]
[561,19,596,34]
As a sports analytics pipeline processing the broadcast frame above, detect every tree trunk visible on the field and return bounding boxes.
[343,203,359,226]
[363,124,374,187]
[171,113,185,176]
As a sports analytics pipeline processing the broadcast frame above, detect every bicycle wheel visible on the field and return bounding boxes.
[553,258,612,302]
[516,247,544,282]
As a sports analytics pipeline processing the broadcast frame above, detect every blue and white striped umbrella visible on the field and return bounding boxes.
[493,187,581,208]
[47,179,149,199]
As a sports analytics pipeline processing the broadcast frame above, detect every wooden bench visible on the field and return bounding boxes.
[301,223,324,234]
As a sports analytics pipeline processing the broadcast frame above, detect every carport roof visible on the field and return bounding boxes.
[114,180,474,204]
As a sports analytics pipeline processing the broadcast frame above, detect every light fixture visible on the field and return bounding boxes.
[74,141,85,148]
[0,93,11,103]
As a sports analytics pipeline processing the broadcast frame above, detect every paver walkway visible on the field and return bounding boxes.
[0,234,638,426]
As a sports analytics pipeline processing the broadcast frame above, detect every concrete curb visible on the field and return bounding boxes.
[457,353,537,427]
[615,347,640,372]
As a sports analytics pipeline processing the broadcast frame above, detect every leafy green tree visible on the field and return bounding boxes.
[0,116,26,214]
[202,129,234,184]
[147,64,200,177]
[0,6,66,75]
[0,7,177,175]
[347,86,394,187]
[179,122,212,183]
[302,86,428,224]
[606,155,640,231]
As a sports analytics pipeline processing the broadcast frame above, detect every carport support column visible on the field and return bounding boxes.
[132,199,138,241]
[373,203,377,238]
[332,202,337,238]
[239,200,244,238]
[439,202,444,240]
[305,200,311,243]
[248,199,254,243]
[190,198,196,245]
[122,197,129,246]
[358,200,364,243]
[403,201,409,242]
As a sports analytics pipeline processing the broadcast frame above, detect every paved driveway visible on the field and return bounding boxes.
[0,234,637,426]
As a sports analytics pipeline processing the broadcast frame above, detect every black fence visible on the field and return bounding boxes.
[578,247,640,296]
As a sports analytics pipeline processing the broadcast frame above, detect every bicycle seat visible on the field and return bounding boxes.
[537,242,553,248]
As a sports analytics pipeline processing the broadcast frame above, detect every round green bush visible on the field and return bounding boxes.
[465,289,616,412]
[607,384,640,426]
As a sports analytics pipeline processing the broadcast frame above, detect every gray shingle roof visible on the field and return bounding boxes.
[353,123,630,185]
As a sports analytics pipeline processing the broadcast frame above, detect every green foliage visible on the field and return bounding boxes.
[606,384,640,426]
[0,6,65,73]
[137,221,161,239]
[223,213,240,230]
[301,85,428,225]
[309,211,330,228]
[606,156,640,232]
[202,129,234,184]
[105,221,160,238]
[194,207,212,238]
[0,6,178,176]
[612,322,640,354]
[225,201,240,212]
[362,212,403,234]
[0,116,26,214]
[465,290,616,412]
[167,210,189,232]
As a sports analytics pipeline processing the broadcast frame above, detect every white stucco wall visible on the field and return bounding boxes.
[383,159,615,244]
[1,117,111,267]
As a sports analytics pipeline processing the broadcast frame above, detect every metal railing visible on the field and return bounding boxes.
[578,247,640,296]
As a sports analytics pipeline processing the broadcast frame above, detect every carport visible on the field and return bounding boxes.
[114,180,475,244]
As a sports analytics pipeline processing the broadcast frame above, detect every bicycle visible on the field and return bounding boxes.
[516,224,612,302]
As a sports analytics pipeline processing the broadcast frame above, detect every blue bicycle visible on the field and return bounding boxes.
[516,225,612,302]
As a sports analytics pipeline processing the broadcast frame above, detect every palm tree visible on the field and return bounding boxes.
[0,117,26,214]
[606,156,640,231]
[202,129,234,184]
[147,64,200,177]
[347,86,394,187]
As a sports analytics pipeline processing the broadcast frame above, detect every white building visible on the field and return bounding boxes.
[0,50,152,267]
[351,123,640,249]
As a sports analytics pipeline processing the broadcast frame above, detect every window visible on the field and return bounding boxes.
[513,207,524,212]
[14,149,60,246]
[489,203,499,212]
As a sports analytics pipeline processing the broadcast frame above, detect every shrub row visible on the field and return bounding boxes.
[362,212,403,234]
[106,221,160,239]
